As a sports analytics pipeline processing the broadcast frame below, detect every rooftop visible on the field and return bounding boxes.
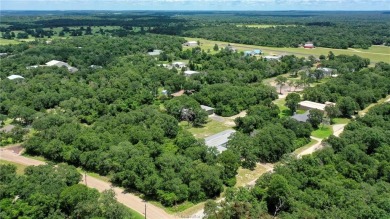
[184,70,200,76]
[291,111,310,122]
[201,105,214,111]
[7,75,24,80]
[205,129,236,153]
[299,100,326,111]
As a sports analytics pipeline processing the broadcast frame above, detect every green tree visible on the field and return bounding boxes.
[213,44,219,51]
[275,76,288,94]
[325,104,341,123]
[285,93,301,114]
[308,109,324,128]
[337,97,358,117]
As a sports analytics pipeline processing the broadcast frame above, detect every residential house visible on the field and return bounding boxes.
[172,61,187,69]
[205,130,236,153]
[298,100,335,112]
[263,55,282,61]
[46,60,78,73]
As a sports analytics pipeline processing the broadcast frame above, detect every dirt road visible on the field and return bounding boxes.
[0,148,174,219]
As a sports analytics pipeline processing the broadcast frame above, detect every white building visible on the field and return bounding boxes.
[184,70,200,77]
[46,60,78,73]
[183,41,198,47]
[7,75,24,80]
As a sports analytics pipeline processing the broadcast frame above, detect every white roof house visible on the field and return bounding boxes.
[184,70,200,77]
[205,129,236,153]
[172,61,187,69]
[264,55,282,61]
[7,75,24,80]
[45,60,78,73]
[148,49,163,56]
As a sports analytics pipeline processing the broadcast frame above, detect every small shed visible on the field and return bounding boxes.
[201,105,215,115]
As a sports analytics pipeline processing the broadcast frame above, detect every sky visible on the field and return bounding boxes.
[1,0,390,11]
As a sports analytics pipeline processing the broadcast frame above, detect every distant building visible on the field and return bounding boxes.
[225,45,237,52]
[46,60,78,73]
[183,41,198,47]
[304,42,315,49]
[244,49,262,56]
[7,75,24,80]
[0,53,8,57]
[90,65,103,69]
[172,61,187,69]
[148,49,163,56]
[263,55,282,61]
[161,90,168,95]
[201,105,215,115]
[317,67,336,77]
[184,70,200,77]
[205,130,236,153]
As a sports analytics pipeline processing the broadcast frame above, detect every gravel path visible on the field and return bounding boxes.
[0,148,174,219]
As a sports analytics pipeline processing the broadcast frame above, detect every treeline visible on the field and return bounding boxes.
[303,61,390,117]
[0,163,131,219]
[151,24,390,48]
[204,103,390,219]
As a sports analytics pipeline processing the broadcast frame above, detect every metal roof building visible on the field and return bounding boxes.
[299,101,326,111]
[205,129,236,153]
[291,111,310,122]
[184,70,200,77]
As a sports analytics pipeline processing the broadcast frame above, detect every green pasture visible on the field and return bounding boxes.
[185,37,390,64]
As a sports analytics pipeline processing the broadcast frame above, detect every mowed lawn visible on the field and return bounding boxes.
[180,119,232,139]
[185,37,390,64]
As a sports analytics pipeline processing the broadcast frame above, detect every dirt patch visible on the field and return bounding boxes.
[3,144,24,154]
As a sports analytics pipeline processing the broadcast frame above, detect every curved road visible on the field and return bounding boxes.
[0,148,174,219]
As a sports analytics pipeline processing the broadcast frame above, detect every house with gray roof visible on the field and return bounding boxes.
[205,129,236,153]
[201,105,215,115]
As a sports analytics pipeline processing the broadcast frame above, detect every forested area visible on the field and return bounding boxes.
[303,61,390,117]
[204,103,390,218]
[1,11,390,210]
[2,11,390,48]
[0,163,131,219]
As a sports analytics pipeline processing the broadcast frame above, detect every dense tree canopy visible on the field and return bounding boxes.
[0,163,132,219]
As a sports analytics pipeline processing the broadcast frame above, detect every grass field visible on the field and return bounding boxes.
[180,119,232,139]
[0,38,21,45]
[235,163,267,187]
[236,24,297,28]
[293,139,318,155]
[185,37,390,64]
[332,118,351,124]
[311,125,333,139]
[0,160,27,175]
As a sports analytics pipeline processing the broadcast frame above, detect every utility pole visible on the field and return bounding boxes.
[144,201,147,219]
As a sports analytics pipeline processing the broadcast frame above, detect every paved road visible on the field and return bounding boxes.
[0,148,174,219]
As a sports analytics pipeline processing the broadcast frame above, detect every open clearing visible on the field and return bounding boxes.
[185,37,390,64]
[236,24,297,28]
[235,163,267,187]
